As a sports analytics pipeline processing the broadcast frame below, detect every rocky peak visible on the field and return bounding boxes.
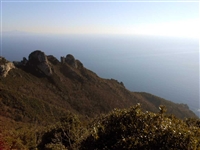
[61,54,78,68]
[28,50,52,76]
[0,57,15,77]
[29,50,47,64]
[65,54,77,68]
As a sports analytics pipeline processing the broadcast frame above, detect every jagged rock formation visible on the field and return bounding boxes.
[61,54,79,68]
[21,57,28,65]
[0,57,15,77]
[65,54,77,68]
[59,54,86,81]
[13,57,28,67]
[28,50,52,76]
[0,50,197,123]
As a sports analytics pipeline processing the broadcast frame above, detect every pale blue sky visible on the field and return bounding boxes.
[0,1,199,116]
[1,1,199,37]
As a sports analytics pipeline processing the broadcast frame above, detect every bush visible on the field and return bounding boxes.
[13,105,199,150]
[38,112,86,150]
[2,126,39,150]
[80,104,200,150]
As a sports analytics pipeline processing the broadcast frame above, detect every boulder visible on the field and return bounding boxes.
[28,50,52,76]
[65,54,77,68]
[0,57,15,77]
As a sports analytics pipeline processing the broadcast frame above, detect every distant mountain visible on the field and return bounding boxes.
[0,50,197,126]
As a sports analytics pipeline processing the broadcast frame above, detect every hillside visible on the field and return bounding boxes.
[1,105,200,149]
[0,50,198,149]
[0,50,197,123]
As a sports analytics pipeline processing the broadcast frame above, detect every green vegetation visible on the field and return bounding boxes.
[38,112,87,150]
[0,52,199,149]
[0,54,197,122]
[137,92,196,119]
[2,125,38,149]
[2,105,198,150]
[80,104,200,150]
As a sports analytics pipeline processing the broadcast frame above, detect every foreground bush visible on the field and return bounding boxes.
[6,105,199,149]
[80,104,200,150]
[38,112,87,150]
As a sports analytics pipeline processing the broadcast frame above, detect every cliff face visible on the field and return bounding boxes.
[0,50,197,126]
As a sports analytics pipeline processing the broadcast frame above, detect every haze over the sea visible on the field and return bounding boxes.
[1,0,199,116]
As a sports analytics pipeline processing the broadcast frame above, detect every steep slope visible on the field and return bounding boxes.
[0,50,197,128]
[134,92,196,119]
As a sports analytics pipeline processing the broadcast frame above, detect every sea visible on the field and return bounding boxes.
[1,33,199,117]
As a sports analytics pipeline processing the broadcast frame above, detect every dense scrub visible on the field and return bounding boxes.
[37,112,85,150]
[1,105,200,149]
[35,105,200,150]
[80,104,200,150]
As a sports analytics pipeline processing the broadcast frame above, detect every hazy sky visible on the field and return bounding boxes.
[1,1,199,38]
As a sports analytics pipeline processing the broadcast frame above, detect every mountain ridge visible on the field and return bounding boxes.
[0,50,197,125]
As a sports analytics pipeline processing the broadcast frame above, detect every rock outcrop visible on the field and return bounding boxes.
[61,54,79,69]
[47,55,60,65]
[13,57,28,67]
[22,57,28,65]
[65,54,77,68]
[0,57,15,77]
[28,50,52,76]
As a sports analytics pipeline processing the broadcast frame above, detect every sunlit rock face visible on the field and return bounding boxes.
[28,50,52,76]
[0,57,15,77]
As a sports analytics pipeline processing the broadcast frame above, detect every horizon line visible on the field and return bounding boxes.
[1,1,199,2]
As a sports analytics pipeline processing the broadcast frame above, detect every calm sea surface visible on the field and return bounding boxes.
[2,33,199,117]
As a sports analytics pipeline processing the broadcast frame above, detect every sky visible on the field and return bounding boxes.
[0,0,200,116]
[1,0,199,38]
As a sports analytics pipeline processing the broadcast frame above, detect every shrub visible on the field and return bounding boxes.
[80,104,200,150]
[38,112,86,150]
[16,104,199,150]
[2,126,39,150]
